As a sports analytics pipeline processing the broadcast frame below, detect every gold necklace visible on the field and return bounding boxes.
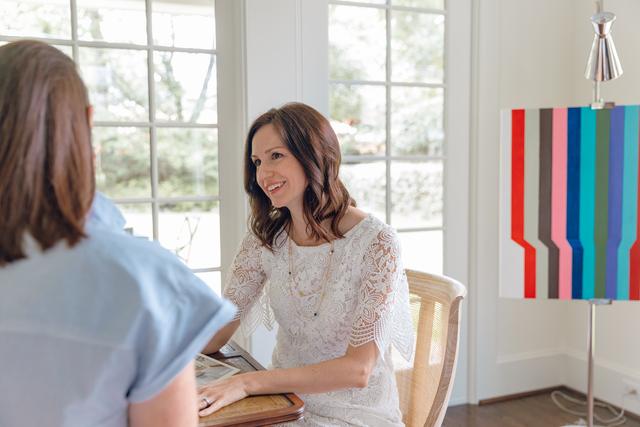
[287,237,335,318]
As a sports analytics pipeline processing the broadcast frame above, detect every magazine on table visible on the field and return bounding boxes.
[195,353,240,387]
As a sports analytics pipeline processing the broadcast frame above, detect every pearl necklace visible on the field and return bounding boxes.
[287,237,335,318]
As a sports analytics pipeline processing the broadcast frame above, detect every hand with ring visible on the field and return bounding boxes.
[198,373,252,417]
[199,396,213,410]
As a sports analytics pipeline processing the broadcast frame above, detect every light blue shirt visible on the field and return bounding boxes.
[0,200,235,427]
[88,192,127,232]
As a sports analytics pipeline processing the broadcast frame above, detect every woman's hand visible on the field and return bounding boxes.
[197,373,251,417]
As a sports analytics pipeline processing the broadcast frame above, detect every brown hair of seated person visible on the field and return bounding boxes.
[244,102,356,250]
[0,40,94,265]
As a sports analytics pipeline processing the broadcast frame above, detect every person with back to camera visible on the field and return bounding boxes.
[0,40,236,427]
[199,102,415,426]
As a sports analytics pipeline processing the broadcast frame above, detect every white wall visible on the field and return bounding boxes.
[471,0,640,413]
[472,0,578,402]
[444,0,472,406]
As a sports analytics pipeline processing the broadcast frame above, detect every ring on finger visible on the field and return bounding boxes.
[201,396,213,408]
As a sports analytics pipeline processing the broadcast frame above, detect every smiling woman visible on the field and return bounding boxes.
[245,103,355,249]
[200,102,415,426]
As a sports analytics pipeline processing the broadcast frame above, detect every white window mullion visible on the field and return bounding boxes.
[397,226,445,233]
[215,0,248,295]
[330,79,445,89]
[343,154,446,162]
[145,0,159,240]
[111,195,220,204]
[385,1,392,225]
[92,122,218,128]
[328,1,446,15]
[70,0,78,61]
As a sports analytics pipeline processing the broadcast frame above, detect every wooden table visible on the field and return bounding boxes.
[198,341,304,427]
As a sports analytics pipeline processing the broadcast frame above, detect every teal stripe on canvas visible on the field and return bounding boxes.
[580,107,597,299]
[618,106,640,300]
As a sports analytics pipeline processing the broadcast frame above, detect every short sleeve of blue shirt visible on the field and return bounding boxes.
[85,194,236,402]
[121,243,236,403]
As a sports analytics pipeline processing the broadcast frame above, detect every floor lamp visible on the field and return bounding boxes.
[499,0,631,425]
[566,4,622,427]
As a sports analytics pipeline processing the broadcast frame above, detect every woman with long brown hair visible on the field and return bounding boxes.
[200,102,413,426]
[0,40,236,427]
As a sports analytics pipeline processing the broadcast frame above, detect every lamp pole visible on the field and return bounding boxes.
[586,299,612,427]
[593,0,602,107]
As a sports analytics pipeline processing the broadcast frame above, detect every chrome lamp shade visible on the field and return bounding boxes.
[584,12,623,82]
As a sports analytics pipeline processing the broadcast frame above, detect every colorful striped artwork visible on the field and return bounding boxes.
[499,105,640,300]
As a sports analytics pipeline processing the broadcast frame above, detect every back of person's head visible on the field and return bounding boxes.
[244,102,355,249]
[0,40,94,265]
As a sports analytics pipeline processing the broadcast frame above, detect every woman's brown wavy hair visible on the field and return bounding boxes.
[0,40,94,265]
[244,102,355,250]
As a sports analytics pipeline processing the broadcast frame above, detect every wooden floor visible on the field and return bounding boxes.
[443,390,640,427]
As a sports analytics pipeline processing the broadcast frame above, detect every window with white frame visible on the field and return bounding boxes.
[0,0,223,292]
[329,0,445,274]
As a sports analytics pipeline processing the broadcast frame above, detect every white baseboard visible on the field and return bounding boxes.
[477,350,566,400]
[564,351,640,416]
[496,348,565,365]
[449,349,640,416]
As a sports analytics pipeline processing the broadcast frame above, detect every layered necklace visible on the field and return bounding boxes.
[287,237,335,318]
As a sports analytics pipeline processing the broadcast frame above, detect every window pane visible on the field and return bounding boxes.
[391,11,444,84]
[392,0,445,10]
[391,86,443,156]
[340,161,386,221]
[77,0,147,44]
[118,203,153,240]
[152,0,215,49]
[157,128,218,197]
[0,0,70,39]
[391,161,442,228]
[196,271,221,296]
[330,84,386,156]
[329,5,386,81]
[154,52,217,124]
[159,201,220,269]
[94,127,151,198]
[79,48,149,121]
[398,230,443,274]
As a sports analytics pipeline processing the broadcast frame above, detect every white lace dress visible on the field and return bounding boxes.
[223,214,414,426]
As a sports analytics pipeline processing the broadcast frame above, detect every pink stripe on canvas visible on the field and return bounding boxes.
[551,108,572,299]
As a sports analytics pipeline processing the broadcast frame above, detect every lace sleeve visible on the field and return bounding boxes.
[222,233,272,336]
[349,227,414,361]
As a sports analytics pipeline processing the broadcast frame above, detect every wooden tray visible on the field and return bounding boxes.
[198,342,304,427]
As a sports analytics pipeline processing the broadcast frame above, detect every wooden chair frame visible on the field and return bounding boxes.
[397,269,466,427]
